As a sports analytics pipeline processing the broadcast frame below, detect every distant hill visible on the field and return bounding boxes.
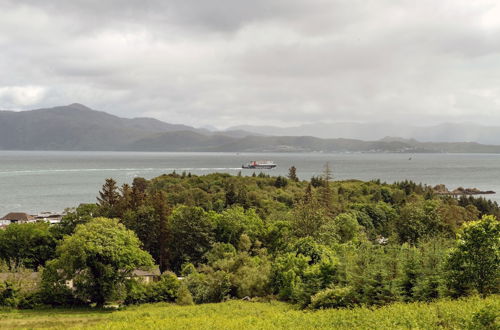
[0,103,220,150]
[227,122,500,145]
[2,104,500,153]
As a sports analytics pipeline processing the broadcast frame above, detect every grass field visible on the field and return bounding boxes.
[0,295,498,330]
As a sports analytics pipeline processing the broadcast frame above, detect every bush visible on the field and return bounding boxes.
[184,270,231,304]
[0,281,19,307]
[309,286,357,309]
[444,215,499,297]
[125,273,180,305]
[467,305,499,330]
[39,263,81,306]
[176,283,194,306]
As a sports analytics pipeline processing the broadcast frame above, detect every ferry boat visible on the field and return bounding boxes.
[242,160,277,169]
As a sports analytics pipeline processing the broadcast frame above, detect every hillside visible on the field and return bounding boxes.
[2,104,500,153]
[0,103,204,150]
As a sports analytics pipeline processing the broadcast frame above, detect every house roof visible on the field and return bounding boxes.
[0,272,41,281]
[132,269,161,277]
[0,212,34,221]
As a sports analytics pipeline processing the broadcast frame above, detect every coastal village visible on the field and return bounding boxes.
[0,211,63,228]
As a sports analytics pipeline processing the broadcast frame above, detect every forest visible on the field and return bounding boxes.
[0,166,498,321]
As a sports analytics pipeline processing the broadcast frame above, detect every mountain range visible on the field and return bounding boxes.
[227,122,500,145]
[2,103,500,153]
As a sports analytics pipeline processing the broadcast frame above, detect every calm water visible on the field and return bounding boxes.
[0,151,499,216]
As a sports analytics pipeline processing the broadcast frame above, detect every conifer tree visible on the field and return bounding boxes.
[97,178,120,217]
[319,163,334,212]
[288,166,299,182]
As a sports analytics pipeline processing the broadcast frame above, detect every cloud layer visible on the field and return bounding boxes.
[1,0,499,127]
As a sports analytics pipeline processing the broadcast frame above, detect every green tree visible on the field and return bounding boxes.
[168,206,214,271]
[396,200,443,243]
[56,203,100,236]
[292,193,329,239]
[274,176,289,188]
[444,215,499,297]
[288,166,299,182]
[47,217,154,306]
[213,207,264,245]
[97,178,121,217]
[0,222,56,270]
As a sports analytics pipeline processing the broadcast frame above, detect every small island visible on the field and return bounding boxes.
[433,184,496,196]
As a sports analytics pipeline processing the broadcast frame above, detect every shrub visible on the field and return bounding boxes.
[0,281,19,307]
[184,270,231,304]
[309,286,357,309]
[467,305,499,330]
[125,273,179,305]
[176,283,194,306]
[444,215,499,297]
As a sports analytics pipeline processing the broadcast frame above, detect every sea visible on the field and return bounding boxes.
[1,151,499,216]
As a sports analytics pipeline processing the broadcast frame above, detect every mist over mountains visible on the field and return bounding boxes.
[1,104,500,153]
[228,122,500,145]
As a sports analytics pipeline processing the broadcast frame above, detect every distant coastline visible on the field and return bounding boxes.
[3,104,500,153]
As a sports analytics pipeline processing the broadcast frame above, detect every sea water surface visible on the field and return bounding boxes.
[0,151,499,216]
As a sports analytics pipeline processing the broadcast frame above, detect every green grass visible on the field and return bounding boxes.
[0,295,498,330]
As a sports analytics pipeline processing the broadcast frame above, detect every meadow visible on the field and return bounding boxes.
[0,295,497,330]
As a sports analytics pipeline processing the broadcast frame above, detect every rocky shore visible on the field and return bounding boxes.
[433,184,495,196]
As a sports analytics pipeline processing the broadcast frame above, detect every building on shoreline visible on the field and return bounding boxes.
[0,211,64,227]
[0,212,35,226]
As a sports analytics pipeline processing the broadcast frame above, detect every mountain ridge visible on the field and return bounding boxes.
[2,104,500,153]
[227,122,500,145]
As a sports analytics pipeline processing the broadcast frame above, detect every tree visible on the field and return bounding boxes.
[274,176,288,188]
[293,199,330,239]
[444,215,499,297]
[322,162,333,182]
[288,166,299,182]
[319,162,334,211]
[0,222,56,270]
[56,204,100,236]
[167,206,214,271]
[131,177,148,209]
[47,217,154,306]
[213,207,264,246]
[97,178,121,217]
[396,200,443,243]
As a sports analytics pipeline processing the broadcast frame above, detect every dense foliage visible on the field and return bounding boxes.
[0,170,499,309]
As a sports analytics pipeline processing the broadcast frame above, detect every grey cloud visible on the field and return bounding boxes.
[0,0,500,127]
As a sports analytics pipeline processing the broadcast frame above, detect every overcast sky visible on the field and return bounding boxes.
[1,0,499,128]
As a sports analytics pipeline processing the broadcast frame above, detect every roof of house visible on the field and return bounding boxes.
[132,269,161,277]
[0,272,41,281]
[0,212,34,221]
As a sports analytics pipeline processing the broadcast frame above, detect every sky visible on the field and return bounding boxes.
[1,0,500,128]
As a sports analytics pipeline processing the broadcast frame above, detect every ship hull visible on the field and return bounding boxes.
[242,164,277,169]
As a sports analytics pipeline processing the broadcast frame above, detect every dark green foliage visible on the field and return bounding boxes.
[444,215,499,297]
[274,176,289,188]
[168,206,215,272]
[288,166,299,182]
[396,200,443,243]
[56,203,100,236]
[0,222,57,270]
[176,282,194,305]
[467,305,499,330]
[97,178,120,217]
[125,273,180,305]
[47,218,154,306]
[309,286,357,309]
[459,196,500,219]
[3,171,498,310]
